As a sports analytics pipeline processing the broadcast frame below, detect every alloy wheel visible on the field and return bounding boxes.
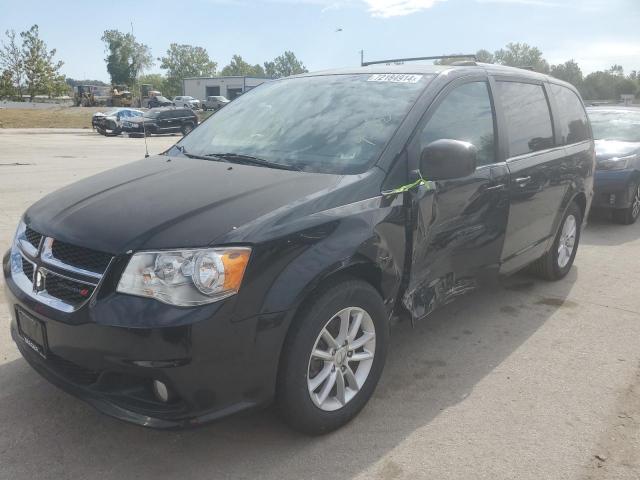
[632,185,640,220]
[557,214,577,268]
[307,307,376,412]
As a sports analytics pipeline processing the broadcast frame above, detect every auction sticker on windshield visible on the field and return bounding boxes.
[367,74,423,83]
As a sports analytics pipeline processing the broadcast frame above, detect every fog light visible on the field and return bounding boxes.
[152,380,171,403]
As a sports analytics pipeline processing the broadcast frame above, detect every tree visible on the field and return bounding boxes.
[0,69,15,98]
[101,30,153,86]
[159,44,216,97]
[494,42,549,73]
[608,64,624,77]
[20,25,64,100]
[0,29,23,98]
[475,49,494,64]
[137,73,169,95]
[220,55,265,77]
[263,51,308,78]
[550,60,583,89]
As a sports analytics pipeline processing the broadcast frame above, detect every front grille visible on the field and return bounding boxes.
[45,274,95,307]
[21,257,34,282]
[25,227,42,250]
[51,240,112,274]
[47,353,101,386]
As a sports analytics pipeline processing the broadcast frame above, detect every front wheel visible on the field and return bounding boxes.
[612,181,640,225]
[181,123,194,135]
[277,278,388,435]
[529,201,582,280]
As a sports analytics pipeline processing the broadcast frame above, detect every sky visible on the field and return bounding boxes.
[1,0,639,82]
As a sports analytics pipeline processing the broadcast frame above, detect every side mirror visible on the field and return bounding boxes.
[420,139,477,181]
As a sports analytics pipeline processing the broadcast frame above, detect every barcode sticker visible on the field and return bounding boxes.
[367,74,423,83]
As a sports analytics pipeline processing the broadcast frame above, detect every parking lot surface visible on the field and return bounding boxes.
[0,129,639,480]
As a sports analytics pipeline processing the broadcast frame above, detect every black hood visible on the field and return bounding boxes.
[595,140,640,161]
[24,155,346,254]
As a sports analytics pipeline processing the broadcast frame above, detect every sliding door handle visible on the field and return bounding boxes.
[515,176,532,186]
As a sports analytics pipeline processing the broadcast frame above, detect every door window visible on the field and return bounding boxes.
[549,84,590,145]
[420,81,496,166]
[497,81,554,156]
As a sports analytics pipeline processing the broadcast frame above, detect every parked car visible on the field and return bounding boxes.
[587,106,640,224]
[4,63,594,434]
[173,96,201,109]
[202,95,230,111]
[121,107,198,136]
[147,95,174,108]
[91,108,143,136]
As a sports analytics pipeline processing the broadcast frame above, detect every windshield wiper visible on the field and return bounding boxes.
[172,145,229,162]
[206,152,301,171]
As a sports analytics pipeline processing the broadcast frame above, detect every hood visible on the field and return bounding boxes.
[24,155,344,254]
[595,140,640,161]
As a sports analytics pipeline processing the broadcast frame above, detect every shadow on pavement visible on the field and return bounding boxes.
[0,271,577,480]
[583,209,640,246]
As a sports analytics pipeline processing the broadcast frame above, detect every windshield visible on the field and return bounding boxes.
[589,109,640,142]
[178,74,433,174]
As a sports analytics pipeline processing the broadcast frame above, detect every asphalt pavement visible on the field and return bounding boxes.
[0,129,638,480]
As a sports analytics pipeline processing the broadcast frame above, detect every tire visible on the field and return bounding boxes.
[181,123,194,136]
[612,181,640,225]
[276,277,389,435]
[529,201,582,281]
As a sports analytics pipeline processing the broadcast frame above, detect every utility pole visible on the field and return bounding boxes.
[359,50,364,67]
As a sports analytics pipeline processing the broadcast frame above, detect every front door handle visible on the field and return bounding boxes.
[515,176,532,186]
[485,184,506,191]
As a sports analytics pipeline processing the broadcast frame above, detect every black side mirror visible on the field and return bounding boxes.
[420,139,477,181]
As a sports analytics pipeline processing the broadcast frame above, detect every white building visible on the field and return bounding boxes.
[182,76,269,101]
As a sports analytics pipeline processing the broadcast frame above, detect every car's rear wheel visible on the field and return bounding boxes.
[181,123,194,135]
[612,181,640,225]
[277,278,388,435]
[529,201,582,281]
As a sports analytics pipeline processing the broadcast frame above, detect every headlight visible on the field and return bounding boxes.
[116,247,251,306]
[597,155,634,171]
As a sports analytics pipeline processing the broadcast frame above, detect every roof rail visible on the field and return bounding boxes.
[361,54,477,67]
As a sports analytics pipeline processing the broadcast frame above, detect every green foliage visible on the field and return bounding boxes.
[101,30,153,87]
[220,55,265,77]
[0,68,15,98]
[20,25,65,100]
[494,42,549,73]
[550,60,583,89]
[159,43,216,97]
[263,51,308,78]
[0,29,23,98]
[475,49,495,64]
[136,73,169,95]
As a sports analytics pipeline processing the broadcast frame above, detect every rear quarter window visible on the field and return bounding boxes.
[497,81,554,157]
[549,84,590,144]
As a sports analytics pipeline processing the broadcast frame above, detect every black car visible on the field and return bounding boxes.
[122,108,198,136]
[4,63,594,434]
[587,107,640,224]
[147,95,174,108]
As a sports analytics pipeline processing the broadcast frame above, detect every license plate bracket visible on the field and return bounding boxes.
[16,308,48,358]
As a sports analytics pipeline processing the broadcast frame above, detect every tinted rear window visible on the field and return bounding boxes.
[497,81,554,157]
[550,84,590,144]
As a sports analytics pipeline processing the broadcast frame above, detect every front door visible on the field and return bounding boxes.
[405,76,510,320]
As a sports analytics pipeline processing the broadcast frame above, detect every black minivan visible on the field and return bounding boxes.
[4,63,594,434]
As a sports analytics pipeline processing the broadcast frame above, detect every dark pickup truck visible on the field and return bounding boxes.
[4,62,594,435]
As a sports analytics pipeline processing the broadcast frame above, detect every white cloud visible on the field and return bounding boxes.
[476,0,563,6]
[546,41,640,74]
[362,0,445,17]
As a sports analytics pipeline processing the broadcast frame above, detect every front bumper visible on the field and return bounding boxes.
[3,251,287,428]
[591,169,637,209]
